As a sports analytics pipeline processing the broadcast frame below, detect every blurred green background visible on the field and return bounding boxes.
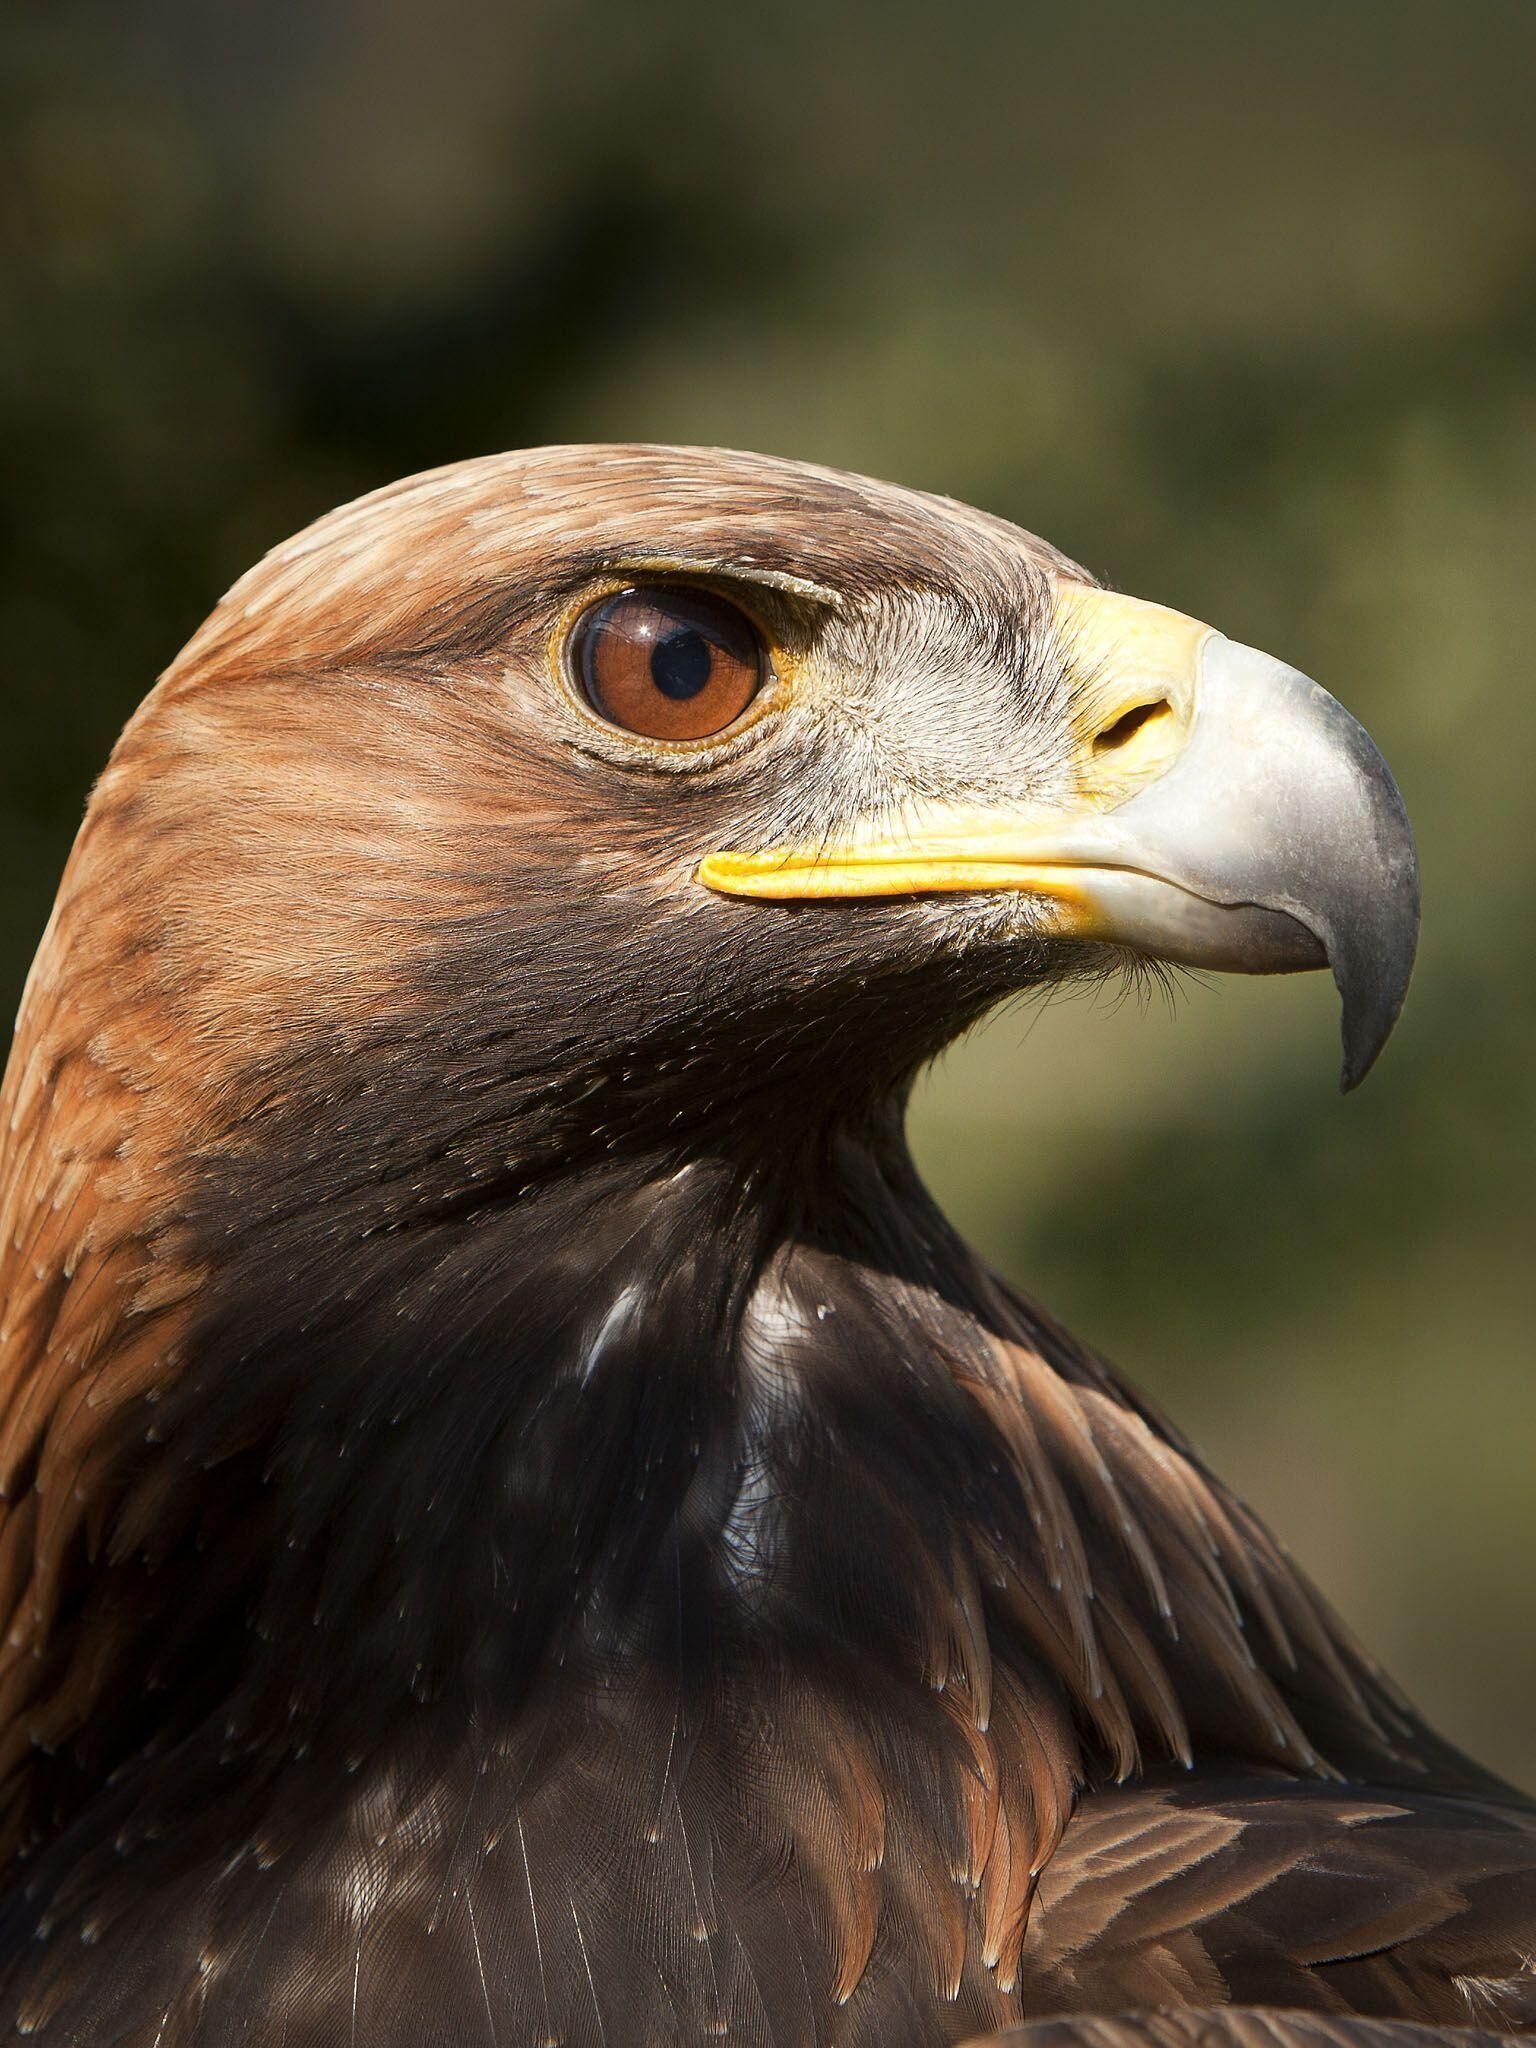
[4,1,1533,1781]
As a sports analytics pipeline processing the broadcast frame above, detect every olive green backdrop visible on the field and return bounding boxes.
[5,1,1534,1780]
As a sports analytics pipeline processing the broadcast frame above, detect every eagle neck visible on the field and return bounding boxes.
[0,1104,1474,2028]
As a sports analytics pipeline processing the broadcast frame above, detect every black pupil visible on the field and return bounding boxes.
[651,627,714,700]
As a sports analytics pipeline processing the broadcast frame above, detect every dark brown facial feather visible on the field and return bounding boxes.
[0,446,1527,2045]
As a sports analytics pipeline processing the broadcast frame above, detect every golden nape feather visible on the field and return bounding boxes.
[0,447,1523,2046]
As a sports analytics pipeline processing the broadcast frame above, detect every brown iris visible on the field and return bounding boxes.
[570,585,767,741]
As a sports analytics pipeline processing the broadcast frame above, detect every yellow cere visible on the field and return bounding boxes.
[1054,584,1214,806]
[1052,583,1213,695]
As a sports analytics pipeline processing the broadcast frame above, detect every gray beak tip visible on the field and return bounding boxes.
[1189,639,1422,1096]
[1339,1030,1385,1095]
[1335,917,1421,1093]
[1331,830,1421,1094]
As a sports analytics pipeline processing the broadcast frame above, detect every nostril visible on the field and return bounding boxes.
[1094,698,1172,754]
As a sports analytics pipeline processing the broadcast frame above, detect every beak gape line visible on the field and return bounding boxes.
[699,587,1420,1090]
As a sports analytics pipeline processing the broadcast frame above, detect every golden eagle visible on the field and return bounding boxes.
[0,447,1527,2046]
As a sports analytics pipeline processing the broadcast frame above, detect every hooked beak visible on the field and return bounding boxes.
[697,586,1420,1089]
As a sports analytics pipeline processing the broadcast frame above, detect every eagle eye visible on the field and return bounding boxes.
[570,585,766,741]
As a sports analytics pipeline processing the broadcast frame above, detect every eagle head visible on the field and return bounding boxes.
[49,445,1413,1192]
